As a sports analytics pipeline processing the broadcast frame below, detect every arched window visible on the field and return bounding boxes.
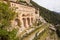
[22,18,26,27]
[22,14,25,16]
[31,18,33,23]
[15,19,21,27]
[27,18,30,26]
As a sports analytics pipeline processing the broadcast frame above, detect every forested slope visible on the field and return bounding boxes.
[31,0,60,38]
[31,0,60,25]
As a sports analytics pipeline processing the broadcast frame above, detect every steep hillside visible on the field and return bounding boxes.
[31,0,60,38]
[39,7,60,25]
[31,0,60,25]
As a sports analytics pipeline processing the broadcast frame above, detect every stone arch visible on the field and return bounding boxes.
[22,14,25,16]
[15,19,21,27]
[22,18,26,27]
[27,18,30,26]
[31,18,33,23]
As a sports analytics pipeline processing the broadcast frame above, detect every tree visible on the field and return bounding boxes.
[0,1,18,40]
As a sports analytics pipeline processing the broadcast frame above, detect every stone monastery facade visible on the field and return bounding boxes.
[9,0,40,29]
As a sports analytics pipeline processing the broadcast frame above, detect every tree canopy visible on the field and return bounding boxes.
[0,1,18,40]
[0,1,16,28]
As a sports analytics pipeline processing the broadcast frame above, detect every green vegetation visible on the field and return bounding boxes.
[31,1,60,38]
[33,24,49,40]
[39,8,60,25]
[31,0,60,25]
[39,6,60,38]
[0,1,16,28]
[0,1,18,40]
[19,23,49,40]
[0,0,59,40]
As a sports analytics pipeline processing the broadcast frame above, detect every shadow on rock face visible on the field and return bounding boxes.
[56,29,60,37]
